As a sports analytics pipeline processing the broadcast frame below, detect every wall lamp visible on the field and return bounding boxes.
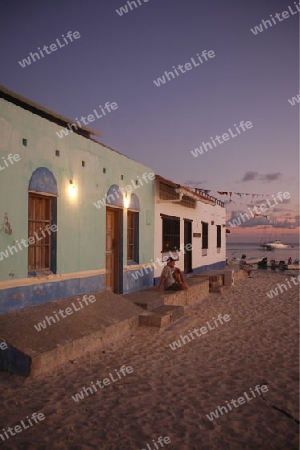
[68,179,77,198]
[124,193,130,209]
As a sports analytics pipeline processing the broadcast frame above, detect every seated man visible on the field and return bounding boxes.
[239,254,253,277]
[156,257,188,291]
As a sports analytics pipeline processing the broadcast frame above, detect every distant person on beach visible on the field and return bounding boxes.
[156,257,188,291]
[239,254,253,277]
[288,257,292,265]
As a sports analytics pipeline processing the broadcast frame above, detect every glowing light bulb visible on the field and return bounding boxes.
[68,180,77,198]
[124,194,130,209]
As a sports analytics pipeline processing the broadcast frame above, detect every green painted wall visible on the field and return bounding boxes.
[0,98,154,282]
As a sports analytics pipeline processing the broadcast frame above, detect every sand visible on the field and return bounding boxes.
[0,271,299,450]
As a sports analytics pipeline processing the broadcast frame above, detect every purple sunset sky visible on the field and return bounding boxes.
[1,0,299,242]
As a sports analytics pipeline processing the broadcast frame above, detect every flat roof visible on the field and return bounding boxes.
[155,174,217,205]
[0,85,102,139]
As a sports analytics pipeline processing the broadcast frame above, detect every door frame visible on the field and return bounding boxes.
[184,219,193,274]
[106,206,123,294]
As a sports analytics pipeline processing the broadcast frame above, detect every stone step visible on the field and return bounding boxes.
[209,280,223,288]
[195,270,234,287]
[210,285,230,294]
[122,290,164,311]
[139,305,184,328]
[133,297,164,311]
[123,276,210,311]
[162,278,209,307]
[0,290,144,377]
[209,275,224,284]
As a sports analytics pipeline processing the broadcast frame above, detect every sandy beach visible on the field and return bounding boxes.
[0,270,299,450]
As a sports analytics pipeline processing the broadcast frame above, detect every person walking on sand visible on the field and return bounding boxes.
[156,257,188,291]
[239,254,253,277]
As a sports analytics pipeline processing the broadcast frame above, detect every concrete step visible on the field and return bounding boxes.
[0,290,144,377]
[122,290,164,311]
[162,278,209,307]
[195,270,234,287]
[209,280,223,288]
[123,276,210,311]
[139,305,184,328]
[133,297,164,311]
[210,285,230,294]
[209,275,224,284]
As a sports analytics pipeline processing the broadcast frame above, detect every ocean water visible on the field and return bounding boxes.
[227,243,300,263]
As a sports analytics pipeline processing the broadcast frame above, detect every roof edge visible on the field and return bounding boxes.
[0,85,101,138]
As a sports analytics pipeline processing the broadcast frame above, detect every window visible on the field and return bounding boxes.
[202,222,208,249]
[162,215,180,252]
[127,211,139,262]
[159,182,179,200]
[217,225,221,248]
[28,194,52,272]
[180,196,196,208]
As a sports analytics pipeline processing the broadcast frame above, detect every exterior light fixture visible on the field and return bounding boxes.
[69,180,77,198]
[124,193,130,209]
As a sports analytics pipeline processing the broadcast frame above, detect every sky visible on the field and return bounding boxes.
[1,0,299,243]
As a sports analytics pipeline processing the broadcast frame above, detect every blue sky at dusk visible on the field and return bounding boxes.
[1,0,299,242]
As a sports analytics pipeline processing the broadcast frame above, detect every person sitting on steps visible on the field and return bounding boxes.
[156,257,188,291]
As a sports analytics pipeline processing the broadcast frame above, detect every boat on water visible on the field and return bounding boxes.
[260,240,290,250]
[247,257,264,264]
[259,217,291,250]
[229,256,265,266]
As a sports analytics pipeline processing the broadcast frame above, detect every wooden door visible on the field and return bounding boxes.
[28,193,52,271]
[184,220,192,273]
[106,208,119,292]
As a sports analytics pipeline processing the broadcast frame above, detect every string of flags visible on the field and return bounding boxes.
[253,214,268,218]
[196,188,271,203]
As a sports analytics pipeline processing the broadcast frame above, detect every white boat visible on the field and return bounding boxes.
[261,240,290,250]
[230,257,263,266]
[247,257,264,264]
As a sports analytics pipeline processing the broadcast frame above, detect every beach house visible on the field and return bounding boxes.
[152,175,226,284]
[0,86,155,313]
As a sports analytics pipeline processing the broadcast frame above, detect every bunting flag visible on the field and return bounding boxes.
[191,186,272,202]
[254,214,268,219]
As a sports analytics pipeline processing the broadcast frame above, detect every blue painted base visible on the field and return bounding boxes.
[0,261,222,313]
[0,274,106,314]
[154,260,226,285]
[123,268,154,294]
[192,260,226,274]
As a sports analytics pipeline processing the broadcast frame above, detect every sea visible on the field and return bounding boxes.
[226,242,300,276]
[227,242,300,262]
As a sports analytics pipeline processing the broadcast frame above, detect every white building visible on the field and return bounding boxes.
[153,175,226,284]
